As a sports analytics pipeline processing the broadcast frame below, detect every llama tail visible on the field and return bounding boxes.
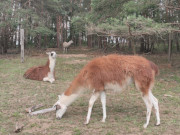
[149,61,159,76]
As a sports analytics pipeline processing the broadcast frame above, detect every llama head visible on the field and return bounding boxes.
[46,51,57,59]
[54,95,67,119]
[69,40,73,44]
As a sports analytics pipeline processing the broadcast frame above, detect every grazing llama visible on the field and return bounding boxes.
[24,51,56,83]
[53,54,160,128]
[63,40,73,53]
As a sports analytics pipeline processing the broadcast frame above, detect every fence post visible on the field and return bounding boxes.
[20,29,24,63]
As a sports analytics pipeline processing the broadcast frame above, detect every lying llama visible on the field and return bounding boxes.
[32,54,160,128]
[63,40,73,53]
[24,51,56,83]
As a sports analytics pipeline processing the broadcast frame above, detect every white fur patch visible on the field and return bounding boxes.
[49,58,56,73]
[105,77,132,92]
[60,94,79,106]
[43,53,56,83]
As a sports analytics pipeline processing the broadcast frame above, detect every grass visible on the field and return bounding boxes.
[0,51,180,135]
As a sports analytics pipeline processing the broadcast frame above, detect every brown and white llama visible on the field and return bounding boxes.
[24,51,56,83]
[53,54,160,128]
[63,40,73,53]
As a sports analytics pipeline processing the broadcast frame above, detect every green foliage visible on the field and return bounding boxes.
[71,16,87,34]
[122,0,159,16]
[0,0,180,51]
[30,26,55,36]
[87,0,178,39]
[89,0,128,23]
[125,15,173,35]
[0,0,18,30]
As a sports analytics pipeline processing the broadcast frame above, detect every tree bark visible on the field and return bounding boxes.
[56,15,60,48]
[65,17,68,41]
[176,33,179,51]
[140,37,145,53]
[79,33,81,46]
[168,33,172,62]
[87,35,92,48]
[131,38,136,54]
[103,37,107,52]
[60,16,64,47]
[116,37,120,51]
[128,38,131,49]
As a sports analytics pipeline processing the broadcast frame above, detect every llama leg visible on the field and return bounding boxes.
[85,91,100,125]
[100,91,106,122]
[43,77,49,82]
[142,93,153,128]
[63,48,65,53]
[149,92,160,126]
[49,78,55,83]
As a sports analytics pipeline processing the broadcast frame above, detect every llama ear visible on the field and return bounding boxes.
[46,52,50,55]
[58,95,62,99]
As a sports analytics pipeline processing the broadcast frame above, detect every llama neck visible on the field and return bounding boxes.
[60,80,84,107]
[59,92,80,107]
[49,57,56,73]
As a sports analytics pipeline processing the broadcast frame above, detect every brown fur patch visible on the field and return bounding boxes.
[64,54,159,96]
[24,60,50,81]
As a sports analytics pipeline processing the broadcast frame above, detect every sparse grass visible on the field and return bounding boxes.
[73,128,81,135]
[0,51,180,135]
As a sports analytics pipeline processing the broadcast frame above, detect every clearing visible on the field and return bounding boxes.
[0,51,180,135]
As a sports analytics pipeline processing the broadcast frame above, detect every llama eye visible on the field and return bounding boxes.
[55,105,61,110]
[51,53,53,56]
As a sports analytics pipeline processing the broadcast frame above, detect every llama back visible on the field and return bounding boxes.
[23,66,49,80]
[24,60,50,81]
[76,55,156,91]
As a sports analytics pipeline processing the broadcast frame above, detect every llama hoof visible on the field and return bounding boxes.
[56,117,61,120]
[50,79,55,84]
[43,78,48,82]
[56,114,62,120]
[84,121,89,125]
[143,124,148,128]
[101,119,105,123]
[155,122,160,126]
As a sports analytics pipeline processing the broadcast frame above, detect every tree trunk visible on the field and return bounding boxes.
[38,34,41,48]
[140,37,145,53]
[103,37,107,52]
[44,35,47,48]
[60,16,63,47]
[168,33,172,62]
[56,15,60,48]
[131,38,136,54]
[150,41,154,53]
[4,28,8,54]
[116,37,120,51]
[87,35,92,48]
[98,36,102,48]
[65,18,68,41]
[79,33,81,46]
[128,38,131,49]
[18,26,21,52]
[176,33,179,51]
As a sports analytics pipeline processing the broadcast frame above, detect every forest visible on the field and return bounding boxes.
[0,0,180,135]
[0,0,180,60]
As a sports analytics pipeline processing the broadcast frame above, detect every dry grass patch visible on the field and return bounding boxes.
[0,53,180,135]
